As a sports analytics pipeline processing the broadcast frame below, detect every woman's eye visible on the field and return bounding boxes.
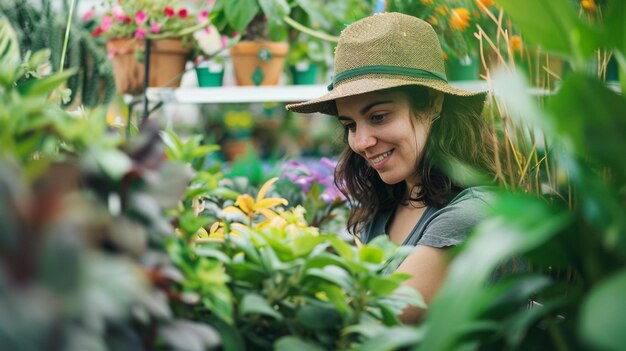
[370,113,387,123]
[344,122,356,131]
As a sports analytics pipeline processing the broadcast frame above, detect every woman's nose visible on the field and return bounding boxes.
[350,126,377,152]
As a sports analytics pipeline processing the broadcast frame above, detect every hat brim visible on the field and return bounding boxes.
[286,75,487,115]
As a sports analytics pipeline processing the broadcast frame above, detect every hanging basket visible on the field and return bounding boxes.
[230,41,288,86]
[107,38,191,95]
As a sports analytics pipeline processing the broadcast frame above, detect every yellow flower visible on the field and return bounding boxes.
[475,0,493,9]
[222,177,288,223]
[427,16,438,25]
[450,8,471,31]
[510,35,523,52]
[581,0,596,12]
[420,0,433,5]
[435,6,448,15]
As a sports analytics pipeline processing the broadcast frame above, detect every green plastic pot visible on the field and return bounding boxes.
[196,63,224,87]
[289,62,319,85]
[445,55,479,81]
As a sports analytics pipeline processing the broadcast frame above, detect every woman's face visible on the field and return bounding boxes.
[335,90,434,188]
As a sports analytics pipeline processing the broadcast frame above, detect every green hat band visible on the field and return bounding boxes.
[327,65,448,91]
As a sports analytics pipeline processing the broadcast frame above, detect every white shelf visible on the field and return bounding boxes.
[146,81,494,104]
[147,85,329,104]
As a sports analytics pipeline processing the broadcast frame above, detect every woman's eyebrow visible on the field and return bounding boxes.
[337,99,394,120]
[360,100,393,115]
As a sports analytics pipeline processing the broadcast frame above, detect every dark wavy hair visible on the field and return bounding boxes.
[333,85,496,237]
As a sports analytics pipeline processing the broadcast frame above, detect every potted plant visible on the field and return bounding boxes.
[208,0,291,86]
[286,35,330,85]
[92,0,213,94]
[284,0,371,86]
[192,24,228,87]
[210,0,340,86]
[222,109,256,161]
[388,0,496,81]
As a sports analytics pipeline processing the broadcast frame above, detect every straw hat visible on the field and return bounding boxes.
[286,12,486,115]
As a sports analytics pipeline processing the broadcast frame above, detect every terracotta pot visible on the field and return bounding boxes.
[107,38,191,95]
[230,41,289,86]
[223,139,258,162]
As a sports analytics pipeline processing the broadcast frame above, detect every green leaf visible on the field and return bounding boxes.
[355,326,424,351]
[418,191,572,351]
[195,246,232,264]
[604,0,626,54]
[239,293,283,320]
[580,268,626,351]
[359,246,385,264]
[0,19,21,87]
[189,145,220,160]
[259,0,289,25]
[549,74,626,175]
[327,235,355,261]
[275,336,326,351]
[292,235,325,257]
[160,130,183,160]
[17,69,77,97]
[366,275,402,296]
[305,265,352,291]
[224,0,260,34]
[91,148,132,180]
[296,303,342,331]
[497,0,598,67]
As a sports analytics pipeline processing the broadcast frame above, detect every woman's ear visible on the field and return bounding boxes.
[429,90,444,117]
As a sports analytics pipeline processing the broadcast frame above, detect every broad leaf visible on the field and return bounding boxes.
[239,293,282,320]
[275,336,326,351]
[580,268,626,351]
[497,0,599,66]
[224,0,259,34]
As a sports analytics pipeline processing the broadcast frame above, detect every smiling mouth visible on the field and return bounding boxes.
[370,150,393,165]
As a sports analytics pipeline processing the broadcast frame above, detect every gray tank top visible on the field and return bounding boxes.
[360,186,494,248]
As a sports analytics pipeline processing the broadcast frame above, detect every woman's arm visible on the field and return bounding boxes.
[395,245,450,324]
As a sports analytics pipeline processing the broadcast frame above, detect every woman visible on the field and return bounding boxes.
[286,13,496,322]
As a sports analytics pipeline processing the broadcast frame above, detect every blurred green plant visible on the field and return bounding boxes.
[365,0,626,350]
[0,18,225,350]
[0,0,115,108]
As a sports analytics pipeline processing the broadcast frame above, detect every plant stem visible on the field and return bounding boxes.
[546,318,569,351]
[59,0,77,73]
[282,16,339,43]
[149,19,212,40]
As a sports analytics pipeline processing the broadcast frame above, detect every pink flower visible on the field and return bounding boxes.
[164,7,175,18]
[135,11,147,25]
[100,15,113,31]
[150,22,160,34]
[111,6,125,22]
[178,8,188,19]
[221,35,227,48]
[82,8,95,21]
[124,16,132,24]
[204,26,211,34]
[208,0,216,6]
[134,27,147,39]
[198,10,209,23]
[107,48,116,59]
